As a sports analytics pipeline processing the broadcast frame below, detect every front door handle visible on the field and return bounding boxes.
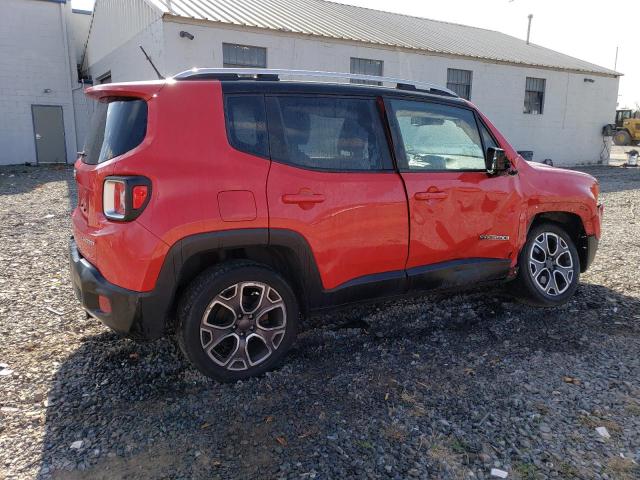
[414,191,448,201]
[282,193,326,205]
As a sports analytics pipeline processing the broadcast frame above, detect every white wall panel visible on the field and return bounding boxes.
[0,0,77,165]
[161,21,620,166]
[84,16,620,166]
[85,0,162,69]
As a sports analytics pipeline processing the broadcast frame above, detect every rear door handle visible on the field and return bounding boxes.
[282,193,326,205]
[414,191,448,201]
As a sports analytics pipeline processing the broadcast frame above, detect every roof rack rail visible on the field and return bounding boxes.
[172,68,458,97]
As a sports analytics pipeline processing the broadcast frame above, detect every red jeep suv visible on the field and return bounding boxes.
[70,69,602,381]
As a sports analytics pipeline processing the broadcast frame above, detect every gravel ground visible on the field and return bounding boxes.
[1,164,639,480]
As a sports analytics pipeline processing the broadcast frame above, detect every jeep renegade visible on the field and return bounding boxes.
[69,69,602,381]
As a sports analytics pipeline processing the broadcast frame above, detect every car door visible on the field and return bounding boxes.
[266,94,409,300]
[384,97,521,286]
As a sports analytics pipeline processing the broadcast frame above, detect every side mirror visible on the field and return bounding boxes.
[485,147,510,175]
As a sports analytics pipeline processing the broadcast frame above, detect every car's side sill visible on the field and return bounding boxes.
[318,269,407,309]
[407,258,512,292]
[311,258,511,311]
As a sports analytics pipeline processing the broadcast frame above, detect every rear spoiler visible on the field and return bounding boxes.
[85,80,169,101]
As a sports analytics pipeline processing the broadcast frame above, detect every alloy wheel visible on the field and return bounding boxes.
[528,232,574,296]
[200,282,287,371]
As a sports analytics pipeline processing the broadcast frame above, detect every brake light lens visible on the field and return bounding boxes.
[132,185,148,209]
[103,176,151,221]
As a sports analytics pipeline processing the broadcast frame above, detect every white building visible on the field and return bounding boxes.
[0,0,622,166]
[0,0,91,165]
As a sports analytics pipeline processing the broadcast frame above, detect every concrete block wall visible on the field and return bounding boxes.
[84,0,162,71]
[71,83,95,152]
[0,0,78,165]
[87,19,165,86]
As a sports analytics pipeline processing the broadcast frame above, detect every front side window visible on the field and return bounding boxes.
[387,99,485,171]
[479,122,498,150]
[524,77,546,114]
[266,96,392,171]
[350,57,383,86]
[222,43,267,68]
[83,98,147,165]
[224,95,268,157]
[446,68,472,100]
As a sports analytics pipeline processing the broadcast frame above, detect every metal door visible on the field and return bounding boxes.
[32,105,66,164]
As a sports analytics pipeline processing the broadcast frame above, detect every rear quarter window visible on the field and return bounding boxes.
[83,98,147,165]
[224,95,269,158]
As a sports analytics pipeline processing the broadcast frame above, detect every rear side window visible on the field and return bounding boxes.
[83,98,147,164]
[224,95,269,157]
[266,96,392,171]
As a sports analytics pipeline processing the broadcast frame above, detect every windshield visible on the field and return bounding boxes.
[82,98,147,165]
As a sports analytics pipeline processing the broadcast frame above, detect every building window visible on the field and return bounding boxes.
[96,71,111,84]
[524,77,546,114]
[350,57,383,85]
[446,68,472,100]
[223,43,267,68]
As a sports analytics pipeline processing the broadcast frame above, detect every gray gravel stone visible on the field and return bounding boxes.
[0,164,639,479]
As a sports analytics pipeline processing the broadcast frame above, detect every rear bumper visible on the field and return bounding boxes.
[69,238,171,340]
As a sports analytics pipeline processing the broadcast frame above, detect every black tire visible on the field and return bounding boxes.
[613,130,631,146]
[511,223,580,307]
[177,260,299,382]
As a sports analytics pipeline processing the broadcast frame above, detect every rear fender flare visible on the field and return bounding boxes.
[168,228,323,314]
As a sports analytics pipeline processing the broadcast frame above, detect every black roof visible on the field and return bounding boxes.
[219,80,466,105]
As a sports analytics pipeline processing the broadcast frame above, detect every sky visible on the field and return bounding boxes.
[71,0,638,108]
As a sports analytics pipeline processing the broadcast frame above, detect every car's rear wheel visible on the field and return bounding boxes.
[511,223,580,306]
[177,261,299,382]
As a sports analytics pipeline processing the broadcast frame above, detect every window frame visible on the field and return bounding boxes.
[523,77,546,115]
[222,43,267,68]
[383,96,492,174]
[223,93,270,160]
[446,68,473,100]
[476,117,500,153]
[350,57,384,86]
[96,71,112,84]
[265,93,395,173]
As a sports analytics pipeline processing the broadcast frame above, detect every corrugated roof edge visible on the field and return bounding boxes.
[163,13,621,78]
[284,0,623,77]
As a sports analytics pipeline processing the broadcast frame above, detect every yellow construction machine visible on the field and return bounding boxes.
[613,109,640,146]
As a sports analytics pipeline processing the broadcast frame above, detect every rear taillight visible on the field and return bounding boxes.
[132,185,148,209]
[103,176,151,221]
[103,179,126,219]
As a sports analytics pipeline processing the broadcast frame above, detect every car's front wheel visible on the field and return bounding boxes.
[512,223,580,306]
[613,130,631,146]
[177,261,299,382]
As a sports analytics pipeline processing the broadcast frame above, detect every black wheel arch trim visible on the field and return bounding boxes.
[525,212,598,273]
[126,228,514,339]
